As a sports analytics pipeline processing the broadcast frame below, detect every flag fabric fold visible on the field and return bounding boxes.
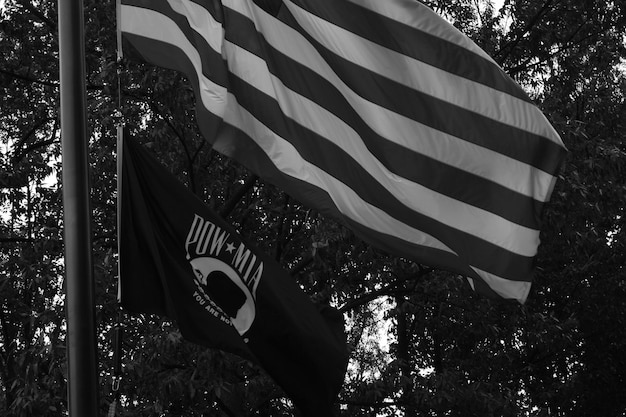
[118,133,348,416]
[119,0,567,303]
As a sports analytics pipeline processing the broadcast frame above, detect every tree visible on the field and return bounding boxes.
[1,0,625,416]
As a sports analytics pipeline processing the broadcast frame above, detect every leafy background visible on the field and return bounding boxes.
[1,0,625,416]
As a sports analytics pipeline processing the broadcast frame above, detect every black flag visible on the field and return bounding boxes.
[118,134,348,416]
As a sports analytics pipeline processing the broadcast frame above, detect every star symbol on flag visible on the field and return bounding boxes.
[226,242,236,254]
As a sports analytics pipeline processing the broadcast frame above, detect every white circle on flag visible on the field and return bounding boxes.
[190,257,256,335]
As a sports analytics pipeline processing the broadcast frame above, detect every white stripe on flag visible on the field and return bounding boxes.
[471,267,532,302]
[166,0,223,53]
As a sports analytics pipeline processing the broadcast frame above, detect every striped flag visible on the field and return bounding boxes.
[119,0,567,303]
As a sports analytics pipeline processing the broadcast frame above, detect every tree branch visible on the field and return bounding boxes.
[12,137,58,165]
[0,68,58,88]
[339,269,433,313]
[12,118,59,164]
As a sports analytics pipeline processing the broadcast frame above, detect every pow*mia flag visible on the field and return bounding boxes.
[117,134,348,416]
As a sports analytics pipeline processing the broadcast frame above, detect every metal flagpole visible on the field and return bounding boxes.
[58,0,99,415]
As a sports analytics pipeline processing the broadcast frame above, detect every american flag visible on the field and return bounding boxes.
[119,0,567,303]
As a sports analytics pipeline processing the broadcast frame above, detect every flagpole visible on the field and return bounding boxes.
[58,0,99,415]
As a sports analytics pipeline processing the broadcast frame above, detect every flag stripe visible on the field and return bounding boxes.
[470,267,533,300]
[120,0,567,302]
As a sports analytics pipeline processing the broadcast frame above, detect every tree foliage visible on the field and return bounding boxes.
[1,0,625,416]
